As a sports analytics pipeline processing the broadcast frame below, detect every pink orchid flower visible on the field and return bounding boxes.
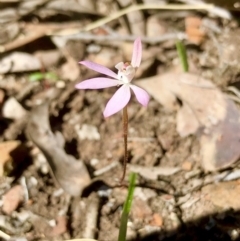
[75,37,150,118]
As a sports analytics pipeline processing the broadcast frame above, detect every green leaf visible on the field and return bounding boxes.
[45,72,58,81]
[29,72,45,82]
[176,40,189,72]
[118,173,137,241]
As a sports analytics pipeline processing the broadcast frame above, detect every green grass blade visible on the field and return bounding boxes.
[45,72,58,81]
[29,72,45,82]
[176,40,189,72]
[118,173,137,241]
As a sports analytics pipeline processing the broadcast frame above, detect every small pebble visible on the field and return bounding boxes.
[90,158,99,166]
[56,80,65,89]
[49,219,56,227]
[87,44,101,53]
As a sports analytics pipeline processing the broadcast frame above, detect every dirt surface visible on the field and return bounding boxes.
[1,1,240,241]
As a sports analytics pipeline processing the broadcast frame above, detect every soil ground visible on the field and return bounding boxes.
[1,1,240,241]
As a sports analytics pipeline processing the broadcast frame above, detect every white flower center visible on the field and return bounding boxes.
[115,62,135,84]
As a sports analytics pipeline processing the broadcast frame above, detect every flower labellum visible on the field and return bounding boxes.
[75,37,150,117]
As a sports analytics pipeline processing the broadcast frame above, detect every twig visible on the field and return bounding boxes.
[82,193,100,239]
[0,3,212,52]
[178,0,231,19]
[82,3,213,32]
[20,176,29,203]
[0,22,83,53]
[0,230,10,240]
[121,106,128,183]
[93,161,119,176]
[52,32,187,44]
[226,94,240,104]
[0,0,19,2]
[0,31,44,53]
[227,86,240,99]
[128,137,155,142]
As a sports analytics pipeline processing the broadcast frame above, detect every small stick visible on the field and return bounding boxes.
[1,2,213,52]
[0,230,10,240]
[121,105,128,183]
[83,3,214,32]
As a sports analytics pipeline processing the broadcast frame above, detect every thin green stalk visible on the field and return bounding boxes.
[176,40,189,72]
[118,173,137,241]
[121,105,128,183]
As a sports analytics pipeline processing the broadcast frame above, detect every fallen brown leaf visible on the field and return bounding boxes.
[26,102,91,196]
[137,72,240,171]
[0,140,27,176]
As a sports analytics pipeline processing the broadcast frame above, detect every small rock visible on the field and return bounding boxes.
[34,152,49,175]
[65,39,85,61]
[0,52,41,74]
[90,158,99,166]
[13,210,31,223]
[2,97,27,120]
[181,161,192,171]
[55,80,65,89]
[126,225,137,240]
[150,213,163,227]
[87,44,101,54]
[2,185,24,214]
[134,187,157,201]
[28,177,38,188]
[75,124,100,140]
[97,186,112,198]
[35,50,62,68]
[185,16,205,45]
[157,134,174,150]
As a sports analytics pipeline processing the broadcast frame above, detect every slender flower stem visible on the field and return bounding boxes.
[121,105,128,183]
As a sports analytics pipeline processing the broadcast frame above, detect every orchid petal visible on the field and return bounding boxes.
[103,85,131,118]
[131,37,142,68]
[79,61,118,79]
[75,77,119,89]
[115,62,124,71]
[130,84,150,106]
